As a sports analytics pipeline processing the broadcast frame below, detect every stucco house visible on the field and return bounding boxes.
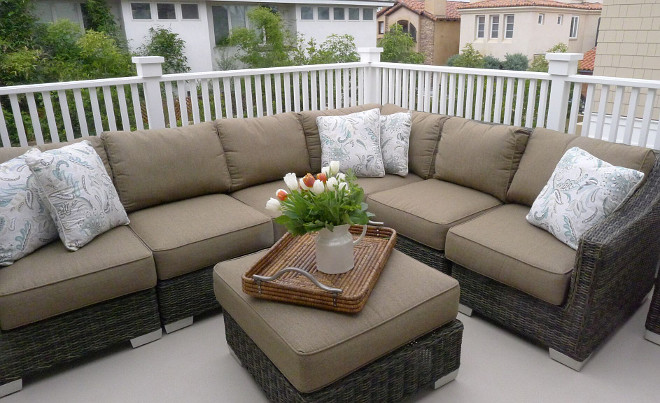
[377,0,462,65]
[456,0,602,61]
[32,0,392,72]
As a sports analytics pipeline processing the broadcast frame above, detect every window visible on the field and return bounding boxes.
[397,20,416,42]
[569,16,579,38]
[504,14,514,38]
[349,8,359,21]
[318,7,329,20]
[476,15,485,39]
[301,6,313,20]
[363,8,373,20]
[378,21,384,34]
[557,14,563,25]
[131,3,151,19]
[538,13,544,25]
[333,8,344,20]
[181,4,199,20]
[157,3,175,20]
[490,15,499,39]
[212,5,251,45]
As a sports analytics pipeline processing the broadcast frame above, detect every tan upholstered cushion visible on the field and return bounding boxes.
[297,104,380,172]
[367,179,501,250]
[435,118,529,201]
[214,249,459,393]
[0,226,156,330]
[446,204,576,305]
[356,173,424,195]
[38,136,112,177]
[129,194,273,280]
[102,122,231,212]
[216,113,311,191]
[507,128,656,206]
[381,104,449,179]
[0,147,28,164]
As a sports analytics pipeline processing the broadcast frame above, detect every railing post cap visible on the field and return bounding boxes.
[358,48,383,63]
[132,56,165,64]
[132,56,164,78]
[357,47,383,53]
[545,53,583,62]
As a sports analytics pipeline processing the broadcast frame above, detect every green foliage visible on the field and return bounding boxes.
[0,0,37,50]
[82,0,122,43]
[302,34,360,65]
[138,27,190,73]
[446,43,484,68]
[502,53,529,71]
[378,24,425,64]
[483,55,502,70]
[529,42,568,72]
[77,31,133,78]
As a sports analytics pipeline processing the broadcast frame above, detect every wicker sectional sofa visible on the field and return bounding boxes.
[1,103,659,396]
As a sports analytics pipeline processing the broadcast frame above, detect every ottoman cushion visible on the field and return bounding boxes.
[213,249,459,393]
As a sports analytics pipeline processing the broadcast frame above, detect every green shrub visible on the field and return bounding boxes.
[447,43,484,68]
[378,24,425,64]
[483,55,502,70]
[529,43,568,72]
[502,53,529,71]
[138,27,189,74]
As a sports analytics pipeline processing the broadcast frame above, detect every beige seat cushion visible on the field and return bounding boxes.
[297,104,380,172]
[102,122,231,212]
[129,194,273,280]
[446,204,576,305]
[214,249,459,393]
[381,104,449,179]
[435,117,530,201]
[367,179,501,250]
[0,226,156,330]
[356,173,423,195]
[216,113,312,191]
[507,127,656,206]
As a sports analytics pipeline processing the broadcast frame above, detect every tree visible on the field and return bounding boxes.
[446,43,484,68]
[295,34,359,65]
[0,0,37,51]
[502,53,529,71]
[529,43,568,72]
[81,0,123,45]
[138,27,190,73]
[378,24,425,64]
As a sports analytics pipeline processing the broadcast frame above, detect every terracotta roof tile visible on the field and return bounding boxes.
[379,0,463,20]
[579,46,596,71]
[457,0,602,11]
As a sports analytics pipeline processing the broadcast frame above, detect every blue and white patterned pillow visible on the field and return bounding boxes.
[527,147,644,249]
[317,108,385,177]
[380,112,411,177]
[0,154,59,265]
[24,141,129,251]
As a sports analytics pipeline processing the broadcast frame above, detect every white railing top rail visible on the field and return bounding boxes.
[371,62,552,80]
[0,76,144,96]
[567,74,660,90]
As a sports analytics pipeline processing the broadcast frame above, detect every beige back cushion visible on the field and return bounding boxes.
[0,147,30,164]
[102,122,231,212]
[297,104,380,172]
[216,112,311,191]
[507,128,656,206]
[434,117,530,201]
[381,104,449,179]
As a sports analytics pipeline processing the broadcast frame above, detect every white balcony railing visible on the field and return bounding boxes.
[1,51,659,150]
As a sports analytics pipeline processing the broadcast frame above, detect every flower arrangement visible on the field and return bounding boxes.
[265,161,373,236]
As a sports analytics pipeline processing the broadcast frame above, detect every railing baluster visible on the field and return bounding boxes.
[484,76,494,122]
[274,74,283,114]
[475,75,484,121]
[116,85,131,131]
[448,74,457,116]
[359,67,367,105]
[42,91,61,141]
[567,82,582,135]
[319,70,326,110]
[388,69,395,104]
[537,80,550,128]
[395,69,403,106]
[223,77,234,118]
[351,68,357,107]
[457,74,465,118]
[58,90,75,140]
[465,75,474,120]
[101,86,116,132]
[401,69,409,109]
[514,78,525,127]
[283,73,292,113]
[302,71,310,111]
[234,77,244,118]
[423,71,431,112]
[27,93,46,144]
[310,71,318,111]
[0,102,11,147]
[607,85,625,142]
[410,70,418,110]
[335,69,341,108]
[431,72,440,114]
[178,80,190,125]
[255,75,264,117]
[327,70,334,109]
[622,87,640,145]
[245,76,254,118]
[343,69,350,108]
[130,84,144,130]
[494,76,504,124]
[439,73,448,115]
[293,72,300,112]
[212,79,222,120]
[504,77,514,125]
[201,79,211,121]
[639,88,656,148]
[190,81,200,123]
[595,84,610,140]
[265,74,274,116]
[581,84,595,137]
[9,94,28,146]
[164,82,176,127]
[72,90,89,137]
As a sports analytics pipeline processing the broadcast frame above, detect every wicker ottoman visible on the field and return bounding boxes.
[213,249,463,402]
[645,275,660,345]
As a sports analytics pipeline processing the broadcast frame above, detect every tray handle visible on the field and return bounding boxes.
[253,267,343,295]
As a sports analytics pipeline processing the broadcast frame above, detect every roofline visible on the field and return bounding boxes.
[217,0,395,6]
[457,5,602,14]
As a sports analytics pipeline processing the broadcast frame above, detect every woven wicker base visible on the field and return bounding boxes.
[394,235,450,274]
[0,288,161,385]
[157,266,221,326]
[646,279,660,335]
[224,313,463,403]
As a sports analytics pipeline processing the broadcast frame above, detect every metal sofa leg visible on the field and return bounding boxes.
[458,304,473,317]
[0,379,22,398]
[164,316,193,334]
[549,348,590,371]
[645,330,660,345]
[130,328,163,348]
[433,369,458,390]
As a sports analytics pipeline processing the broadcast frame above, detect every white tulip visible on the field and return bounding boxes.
[299,178,310,190]
[329,161,340,176]
[338,182,348,192]
[265,198,281,213]
[311,180,325,195]
[337,172,346,181]
[284,173,298,191]
[321,166,330,177]
[326,177,338,191]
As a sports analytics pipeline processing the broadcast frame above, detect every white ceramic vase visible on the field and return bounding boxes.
[315,224,367,274]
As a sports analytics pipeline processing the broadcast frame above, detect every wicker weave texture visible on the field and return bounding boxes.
[157,267,221,325]
[0,289,161,385]
[224,313,463,402]
[646,276,660,335]
[394,235,451,274]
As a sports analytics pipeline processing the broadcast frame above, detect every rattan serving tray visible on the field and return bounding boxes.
[242,225,397,313]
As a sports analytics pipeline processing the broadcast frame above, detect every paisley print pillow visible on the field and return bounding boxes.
[380,112,411,177]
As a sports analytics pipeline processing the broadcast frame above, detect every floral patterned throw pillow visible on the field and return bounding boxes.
[380,112,411,177]
[24,141,129,251]
[526,147,644,249]
[0,154,59,265]
[317,108,385,177]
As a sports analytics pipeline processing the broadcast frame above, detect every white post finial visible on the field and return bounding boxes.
[546,53,583,132]
[133,56,166,129]
[358,48,383,104]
